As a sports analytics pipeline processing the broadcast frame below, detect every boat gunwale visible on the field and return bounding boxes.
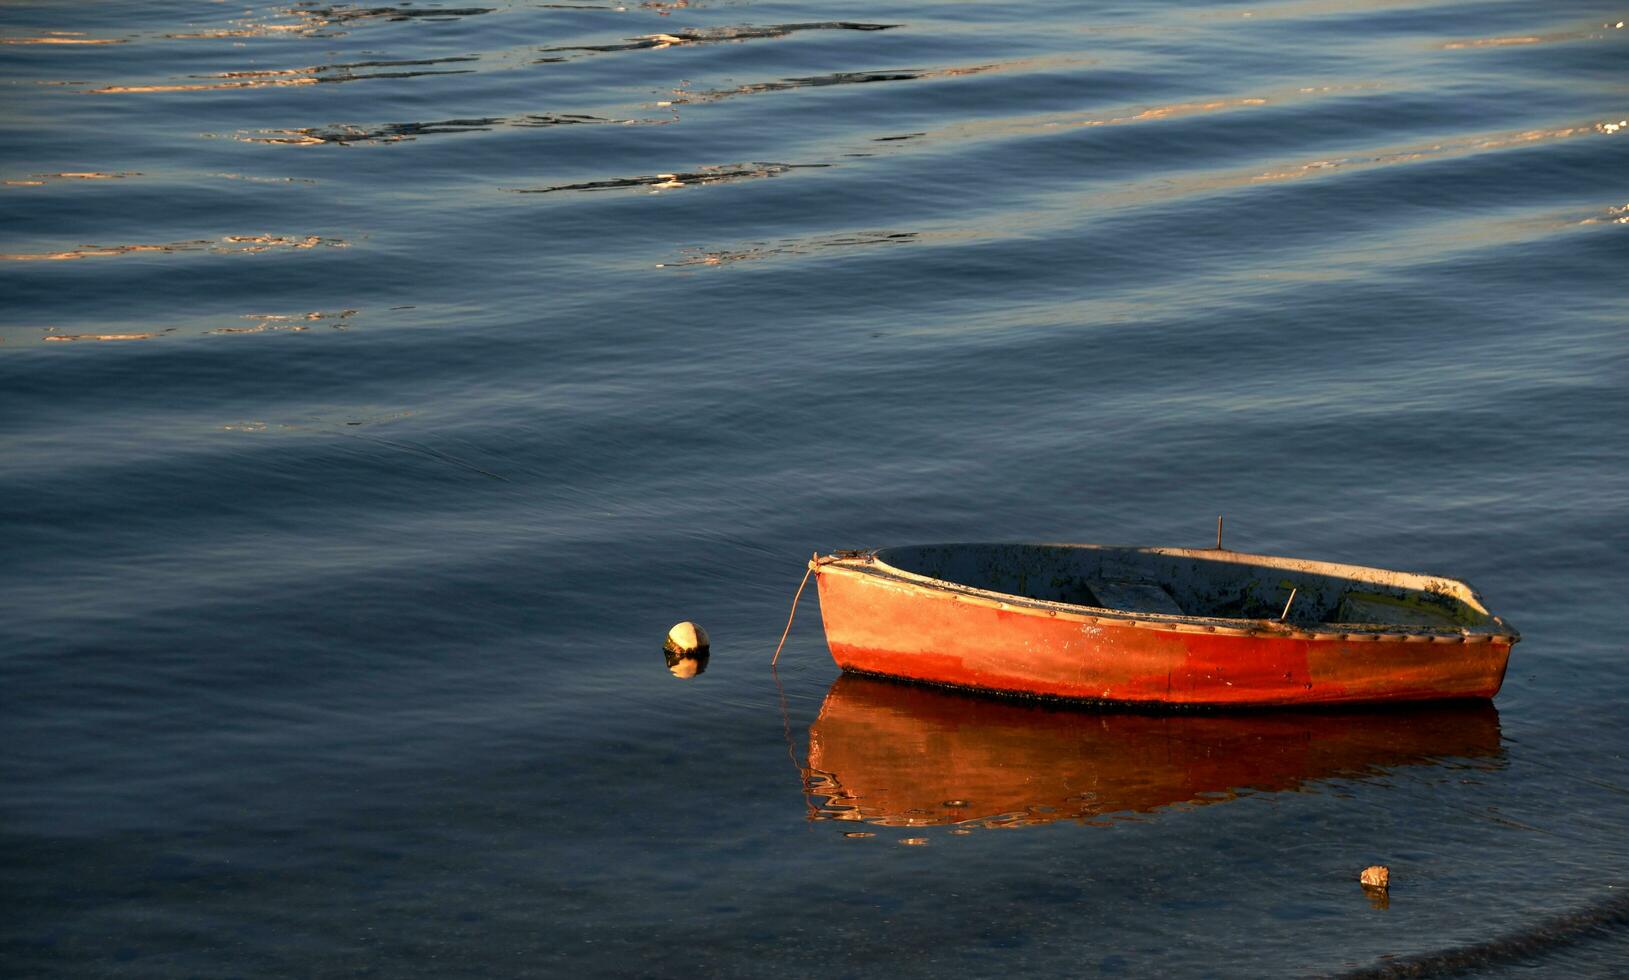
[814,543,1520,645]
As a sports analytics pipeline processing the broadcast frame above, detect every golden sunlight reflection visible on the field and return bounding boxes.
[80,56,477,95]
[0,236,348,262]
[1580,203,1629,225]
[28,309,360,348]
[206,309,357,334]
[20,171,140,182]
[886,81,1388,152]
[1,35,125,46]
[928,95,1274,144]
[208,173,319,185]
[1442,21,1624,49]
[42,332,160,343]
[6,172,144,188]
[1200,0,1483,21]
[162,4,495,40]
[1249,120,1626,183]
[987,114,1629,222]
[804,675,1502,832]
[85,79,320,95]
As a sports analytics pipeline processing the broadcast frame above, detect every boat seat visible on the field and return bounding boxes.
[1085,579,1185,616]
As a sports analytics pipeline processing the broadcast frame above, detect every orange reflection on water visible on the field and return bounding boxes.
[5,171,143,187]
[805,675,1501,831]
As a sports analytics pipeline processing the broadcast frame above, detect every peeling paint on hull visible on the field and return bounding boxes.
[813,544,1517,707]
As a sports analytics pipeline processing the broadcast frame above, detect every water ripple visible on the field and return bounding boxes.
[1442,20,1626,48]
[80,56,478,94]
[0,235,349,261]
[3,171,143,187]
[548,21,900,54]
[161,3,495,39]
[513,161,827,193]
[655,230,918,268]
[659,63,1001,106]
[234,110,674,145]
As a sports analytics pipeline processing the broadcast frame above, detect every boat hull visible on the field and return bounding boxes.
[814,558,1514,706]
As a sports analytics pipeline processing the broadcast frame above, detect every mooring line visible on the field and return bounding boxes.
[770,553,818,666]
[770,663,822,820]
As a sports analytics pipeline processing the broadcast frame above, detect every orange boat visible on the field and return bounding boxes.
[805,674,1503,829]
[811,543,1518,707]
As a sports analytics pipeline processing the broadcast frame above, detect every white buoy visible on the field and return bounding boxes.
[664,621,709,655]
[663,622,709,679]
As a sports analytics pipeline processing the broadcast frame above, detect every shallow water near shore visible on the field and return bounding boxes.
[2,0,1627,975]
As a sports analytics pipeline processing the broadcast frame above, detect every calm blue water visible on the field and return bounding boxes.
[3,0,1627,975]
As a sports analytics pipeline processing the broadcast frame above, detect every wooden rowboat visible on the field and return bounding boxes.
[811,543,1519,707]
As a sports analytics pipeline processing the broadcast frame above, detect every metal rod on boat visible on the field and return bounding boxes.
[1280,587,1298,621]
[1216,516,1224,550]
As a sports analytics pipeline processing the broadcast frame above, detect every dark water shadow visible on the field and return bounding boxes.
[1339,889,1629,977]
[661,63,994,104]
[299,4,496,23]
[513,161,827,193]
[546,21,899,54]
[804,674,1503,830]
[236,110,672,145]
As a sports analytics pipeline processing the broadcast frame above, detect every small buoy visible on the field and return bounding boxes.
[664,621,709,655]
[1360,865,1390,889]
[663,622,710,679]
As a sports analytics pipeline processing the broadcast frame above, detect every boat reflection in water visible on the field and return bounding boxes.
[805,675,1502,829]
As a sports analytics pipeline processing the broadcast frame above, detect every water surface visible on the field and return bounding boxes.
[3,0,1627,975]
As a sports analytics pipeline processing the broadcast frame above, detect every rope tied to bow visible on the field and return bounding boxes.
[770,550,871,666]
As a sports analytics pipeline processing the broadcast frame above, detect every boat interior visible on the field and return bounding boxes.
[873,543,1500,631]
